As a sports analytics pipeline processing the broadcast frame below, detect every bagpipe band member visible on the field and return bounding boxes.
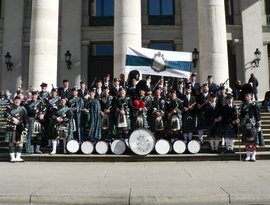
[114,87,131,140]
[240,84,261,162]
[151,87,166,138]
[221,94,238,153]
[67,87,84,143]
[86,88,102,143]
[46,88,61,146]
[99,86,114,141]
[132,80,151,130]
[196,83,211,144]
[25,91,44,154]
[181,84,196,143]
[5,96,29,162]
[168,90,183,142]
[50,98,73,155]
[204,93,222,153]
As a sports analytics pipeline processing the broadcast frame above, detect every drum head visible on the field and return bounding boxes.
[66,140,79,154]
[187,140,201,154]
[173,140,186,154]
[95,141,108,154]
[129,128,155,155]
[81,141,94,154]
[111,139,126,155]
[155,139,170,155]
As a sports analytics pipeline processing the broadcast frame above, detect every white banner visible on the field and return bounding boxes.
[125,46,192,79]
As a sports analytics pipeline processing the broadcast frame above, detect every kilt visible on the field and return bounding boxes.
[182,114,195,133]
[223,124,237,139]
[5,124,26,143]
[207,122,222,138]
[197,112,206,130]
[241,124,257,144]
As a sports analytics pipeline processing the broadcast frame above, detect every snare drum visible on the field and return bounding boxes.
[187,140,200,154]
[66,140,80,154]
[129,128,155,155]
[95,141,109,154]
[81,141,94,154]
[110,139,126,155]
[155,139,171,155]
[173,140,186,154]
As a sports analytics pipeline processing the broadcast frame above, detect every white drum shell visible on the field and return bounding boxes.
[111,139,126,155]
[81,141,94,154]
[129,128,155,155]
[66,140,80,154]
[155,139,171,155]
[173,140,186,154]
[95,141,109,154]
[187,140,201,154]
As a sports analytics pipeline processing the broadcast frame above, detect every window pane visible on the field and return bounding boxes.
[104,0,114,16]
[93,44,114,56]
[149,0,160,15]
[96,0,102,16]
[162,0,173,15]
[149,43,174,51]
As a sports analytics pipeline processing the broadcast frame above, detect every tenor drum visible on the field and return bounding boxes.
[81,141,94,154]
[187,140,201,154]
[95,141,109,154]
[129,128,155,155]
[110,139,126,155]
[173,140,186,154]
[66,140,80,154]
[155,139,171,155]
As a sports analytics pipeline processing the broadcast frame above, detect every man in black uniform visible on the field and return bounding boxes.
[58,79,72,99]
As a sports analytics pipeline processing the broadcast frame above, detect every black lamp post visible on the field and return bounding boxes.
[252,48,261,67]
[64,50,72,70]
[4,52,13,71]
[192,48,199,68]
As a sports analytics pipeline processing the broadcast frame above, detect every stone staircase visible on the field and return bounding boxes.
[0,102,270,162]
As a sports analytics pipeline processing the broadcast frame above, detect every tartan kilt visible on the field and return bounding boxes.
[116,114,131,131]
[197,112,206,130]
[132,114,148,130]
[223,124,236,139]
[48,119,58,140]
[207,122,222,138]
[182,114,195,133]
[240,125,257,144]
[5,124,26,143]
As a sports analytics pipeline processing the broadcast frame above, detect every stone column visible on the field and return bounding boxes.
[181,0,199,75]
[29,0,59,90]
[60,0,82,87]
[240,0,268,100]
[198,0,229,84]
[114,0,142,79]
[1,0,24,92]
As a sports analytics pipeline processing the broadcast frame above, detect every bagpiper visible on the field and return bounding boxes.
[5,96,29,162]
[24,91,45,154]
[240,84,261,161]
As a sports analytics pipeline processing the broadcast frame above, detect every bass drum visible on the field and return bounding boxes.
[81,141,94,154]
[110,139,126,155]
[155,139,171,155]
[66,140,80,154]
[187,140,201,154]
[173,140,186,154]
[95,141,109,154]
[129,128,155,155]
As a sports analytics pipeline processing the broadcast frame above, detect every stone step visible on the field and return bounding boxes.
[1,151,270,162]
